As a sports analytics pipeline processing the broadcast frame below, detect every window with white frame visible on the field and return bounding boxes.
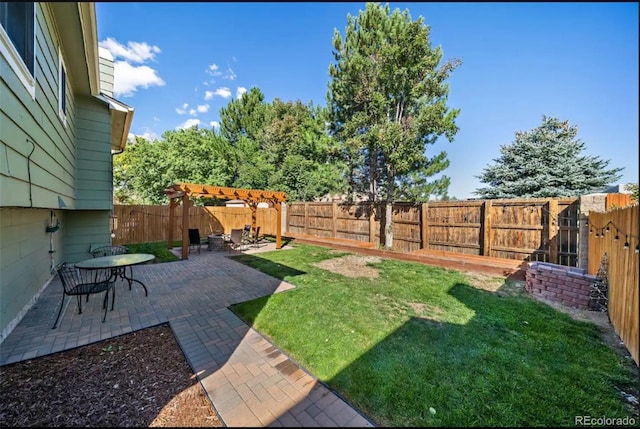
[58,47,67,126]
[0,2,36,98]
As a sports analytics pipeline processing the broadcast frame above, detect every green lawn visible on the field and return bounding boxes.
[229,243,637,427]
[123,241,179,263]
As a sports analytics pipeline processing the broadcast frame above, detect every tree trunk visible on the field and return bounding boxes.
[384,168,394,250]
[384,201,393,250]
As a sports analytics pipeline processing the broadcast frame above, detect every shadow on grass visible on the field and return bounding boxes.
[316,282,637,427]
[229,253,306,282]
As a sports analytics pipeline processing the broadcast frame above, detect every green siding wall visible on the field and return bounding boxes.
[63,210,112,263]
[1,3,76,209]
[75,96,113,210]
[98,56,114,97]
[0,3,116,341]
[0,208,65,341]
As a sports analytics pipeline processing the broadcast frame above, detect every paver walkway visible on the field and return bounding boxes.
[0,244,374,427]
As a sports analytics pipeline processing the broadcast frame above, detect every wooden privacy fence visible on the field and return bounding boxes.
[112,205,279,245]
[287,198,580,266]
[588,204,639,365]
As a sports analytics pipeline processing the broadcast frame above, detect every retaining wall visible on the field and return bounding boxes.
[525,262,597,310]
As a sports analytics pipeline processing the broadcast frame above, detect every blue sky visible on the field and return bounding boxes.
[96,2,639,199]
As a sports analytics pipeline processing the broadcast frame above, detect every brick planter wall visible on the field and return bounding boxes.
[525,262,597,310]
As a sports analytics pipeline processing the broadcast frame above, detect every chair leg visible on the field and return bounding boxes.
[110,284,115,310]
[52,295,66,329]
[102,289,109,323]
[77,294,83,314]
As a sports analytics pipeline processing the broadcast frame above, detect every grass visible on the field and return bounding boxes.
[229,243,638,427]
[123,241,179,263]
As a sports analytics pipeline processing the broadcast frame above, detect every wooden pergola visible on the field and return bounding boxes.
[163,182,288,259]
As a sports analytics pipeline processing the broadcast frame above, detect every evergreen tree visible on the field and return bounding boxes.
[475,115,624,199]
[327,2,461,249]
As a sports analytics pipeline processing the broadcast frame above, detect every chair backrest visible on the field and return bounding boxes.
[91,245,128,258]
[230,228,243,244]
[56,262,113,295]
[188,228,201,245]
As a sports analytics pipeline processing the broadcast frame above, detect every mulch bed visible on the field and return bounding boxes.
[0,324,222,427]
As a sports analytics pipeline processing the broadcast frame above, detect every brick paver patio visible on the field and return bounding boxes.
[0,244,374,427]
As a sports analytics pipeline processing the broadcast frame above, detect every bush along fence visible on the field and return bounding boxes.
[286,198,581,266]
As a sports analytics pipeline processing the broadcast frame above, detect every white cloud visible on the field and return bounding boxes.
[112,60,165,97]
[99,37,161,64]
[176,103,189,115]
[213,87,232,98]
[236,87,247,98]
[210,121,220,129]
[225,68,237,80]
[176,118,201,130]
[204,90,214,100]
[100,37,165,97]
[128,131,158,142]
[197,104,210,113]
[189,108,197,116]
[206,63,222,77]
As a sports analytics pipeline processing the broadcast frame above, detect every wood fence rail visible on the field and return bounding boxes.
[286,198,580,266]
[588,204,639,366]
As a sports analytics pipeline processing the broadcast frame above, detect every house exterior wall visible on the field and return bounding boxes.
[98,48,114,97]
[0,3,115,341]
[0,208,65,341]
[75,95,113,210]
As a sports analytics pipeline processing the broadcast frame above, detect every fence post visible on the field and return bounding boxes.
[304,203,309,235]
[548,199,559,264]
[481,200,492,256]
[332,202,337,238]
[421,202,429,249]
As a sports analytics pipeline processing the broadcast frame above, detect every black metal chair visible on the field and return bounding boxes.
[251,226,262,248]
[189,228,202,254]
[91,245,132,290]
[53,262,115,329]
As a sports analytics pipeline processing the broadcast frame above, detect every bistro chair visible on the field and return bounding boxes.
[53,262,115,329]
[251,226,262,248]
[91,245,132,290]
[189,228,202,254]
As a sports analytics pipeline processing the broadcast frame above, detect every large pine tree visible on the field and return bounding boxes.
[475,115,623,199]
[327,2,461,249]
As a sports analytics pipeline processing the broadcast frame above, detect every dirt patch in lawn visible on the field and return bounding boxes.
[314,254,382,278]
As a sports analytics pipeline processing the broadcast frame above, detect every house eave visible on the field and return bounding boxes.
[78,2,100,96]
[95,94,135,152]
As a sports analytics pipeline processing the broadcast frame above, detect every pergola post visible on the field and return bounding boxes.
[250,203,257,232]
[182,193,190,259]
[167,198,176,249]
[275,202,282,249]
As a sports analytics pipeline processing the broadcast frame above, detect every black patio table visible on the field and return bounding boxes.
[75,253,155,296]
